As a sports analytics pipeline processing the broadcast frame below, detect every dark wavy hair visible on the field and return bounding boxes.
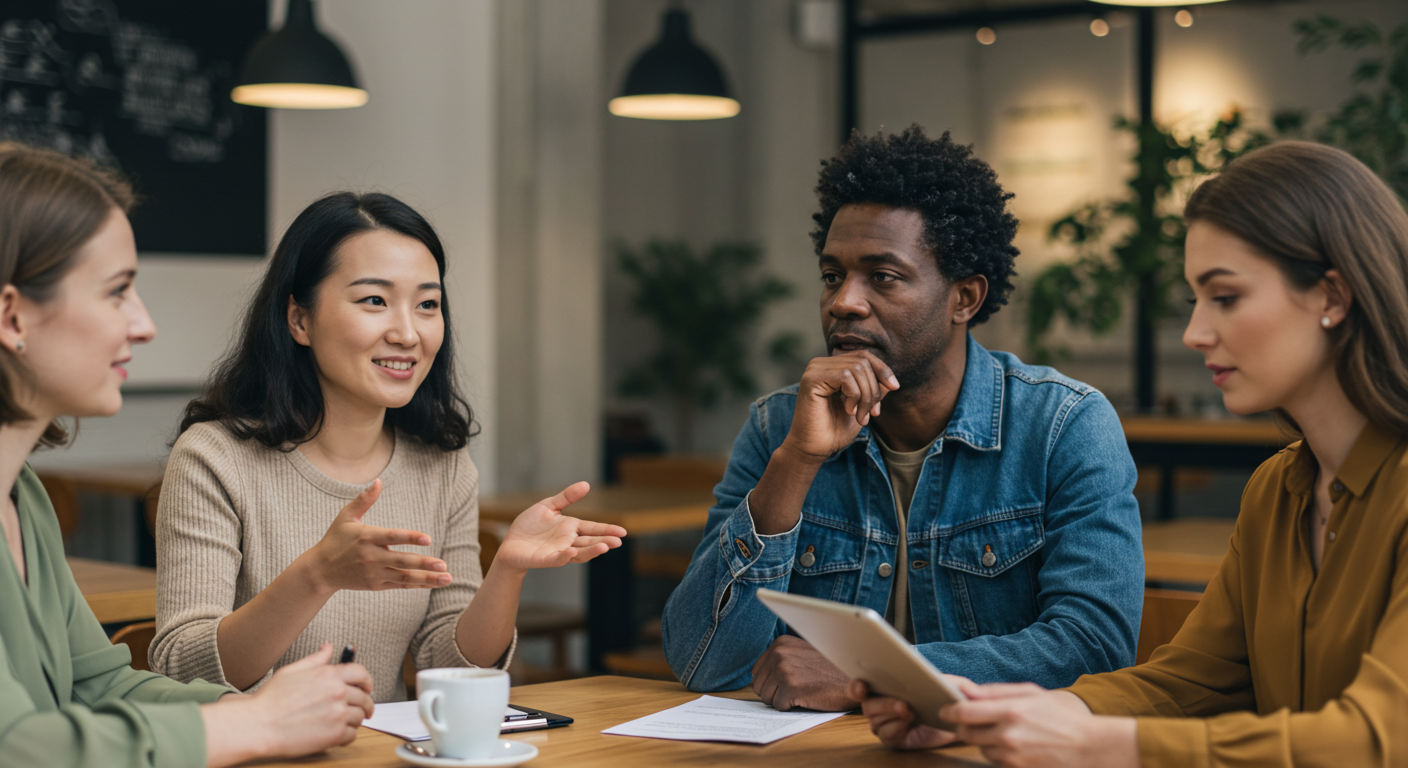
[180,191,475,451]
[811,125,1019,325]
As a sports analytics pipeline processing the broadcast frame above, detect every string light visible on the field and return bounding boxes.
[976,26,996,45]
[1090,18,1111,36]
[1175,9,1194,27]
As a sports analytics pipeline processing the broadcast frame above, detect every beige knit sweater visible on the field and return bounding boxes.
[151,421,512,703]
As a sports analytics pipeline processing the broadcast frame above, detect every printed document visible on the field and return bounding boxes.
[602,695,847,744]
[361,701,544,741]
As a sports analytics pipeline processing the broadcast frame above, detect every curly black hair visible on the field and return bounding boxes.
[811,125,1019,325]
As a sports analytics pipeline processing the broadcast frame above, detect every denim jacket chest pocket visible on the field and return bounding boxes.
[788,516,864,604]
[934,508,1045,638]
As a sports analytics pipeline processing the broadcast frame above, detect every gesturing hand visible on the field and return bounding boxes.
[785,351,901,463]
[303,479,452,594]
[494,481,627,572]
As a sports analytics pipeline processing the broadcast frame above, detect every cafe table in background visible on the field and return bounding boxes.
[256,675,993,767]
[478,486,714,671]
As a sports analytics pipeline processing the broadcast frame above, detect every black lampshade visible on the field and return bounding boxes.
[232,0,367,109]
[609,9,739,120]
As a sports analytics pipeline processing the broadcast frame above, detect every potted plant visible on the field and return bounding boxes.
[617,239,803,452]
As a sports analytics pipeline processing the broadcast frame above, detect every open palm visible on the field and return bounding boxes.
[495,481,627,571]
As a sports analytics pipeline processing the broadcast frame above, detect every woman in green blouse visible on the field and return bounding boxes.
[0,142,376,767]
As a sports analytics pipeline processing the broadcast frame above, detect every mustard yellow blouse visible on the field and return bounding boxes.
[1069,423,1408,767]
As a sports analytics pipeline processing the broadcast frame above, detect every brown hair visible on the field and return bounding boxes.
[1184,140,1408,436]
[0,143,134,446]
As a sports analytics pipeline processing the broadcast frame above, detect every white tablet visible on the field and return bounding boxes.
[756,588,965,731]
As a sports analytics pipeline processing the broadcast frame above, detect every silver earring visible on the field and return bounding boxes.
[14,341,23,352]
[1321,317,1332,328]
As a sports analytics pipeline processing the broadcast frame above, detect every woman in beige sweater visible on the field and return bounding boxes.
[152,192,626,702]
[851,143,1408,766]
[0,143,374,767]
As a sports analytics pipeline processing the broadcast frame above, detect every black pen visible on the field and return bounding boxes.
[338,644,356,664]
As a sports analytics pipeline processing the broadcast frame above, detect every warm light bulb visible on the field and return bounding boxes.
[1089,0,1225,5]
[1090,18,1111,36]
[231,83,368,109]
[1175,9,1194,27]
[608,94,741,120]
[976,27,996,45]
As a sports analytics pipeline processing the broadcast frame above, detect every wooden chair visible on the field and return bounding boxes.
[37,474,81,540]
[1137,588,1202,664]
[110,621,157,672]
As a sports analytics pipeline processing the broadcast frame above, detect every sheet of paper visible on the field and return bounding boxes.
[361,701,540,741]
[601,695,847,744]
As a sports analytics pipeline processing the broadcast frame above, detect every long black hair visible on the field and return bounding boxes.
[181,191,475,451]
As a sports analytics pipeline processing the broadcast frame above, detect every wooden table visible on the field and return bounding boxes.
[480,486,714,671]
[256,675,992,767]
[68,556,157,624]
[1142,518,1235,586]
[1122,417,1291,520]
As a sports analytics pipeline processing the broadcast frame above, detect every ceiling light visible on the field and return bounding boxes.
[232,0,367,109]
[1089,0,1226,6]
[609,8,739,121]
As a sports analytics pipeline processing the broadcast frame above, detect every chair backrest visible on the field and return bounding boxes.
[478,520,516,573]
[616,455,727,491]
[110,621,158,672]
[37,475,81,540]
[143,482,162,537]
[1137,588,1202,665]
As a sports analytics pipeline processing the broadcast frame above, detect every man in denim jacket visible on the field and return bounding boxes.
[661,126,1143,712]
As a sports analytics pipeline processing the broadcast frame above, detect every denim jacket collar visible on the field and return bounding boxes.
[836,334,1005,464]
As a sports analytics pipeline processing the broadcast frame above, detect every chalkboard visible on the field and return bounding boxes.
[0,0,268,255]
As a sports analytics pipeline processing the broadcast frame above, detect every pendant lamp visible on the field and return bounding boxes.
[232,0,368,109]
[609,8,740,120]
[1088,0,1227,5]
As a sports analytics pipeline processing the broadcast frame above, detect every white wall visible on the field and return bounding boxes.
[603,0,837,455]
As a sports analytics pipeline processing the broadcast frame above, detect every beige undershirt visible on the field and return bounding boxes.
[874,434,935,644]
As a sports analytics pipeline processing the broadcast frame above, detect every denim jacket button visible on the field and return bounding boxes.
[878,563,893,578]
[799,551,816,567]
[981,550,997,568]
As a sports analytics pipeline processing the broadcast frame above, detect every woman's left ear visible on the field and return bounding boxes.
[0,285,27,354]
[1320,269,1353,328]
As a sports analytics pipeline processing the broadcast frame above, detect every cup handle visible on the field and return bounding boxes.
[419,689,446,736]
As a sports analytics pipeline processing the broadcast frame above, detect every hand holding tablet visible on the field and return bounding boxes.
[755,589,967,732]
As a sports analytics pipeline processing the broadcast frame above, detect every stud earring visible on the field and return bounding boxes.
[14,341,23,352]
[1321,317,1332,328]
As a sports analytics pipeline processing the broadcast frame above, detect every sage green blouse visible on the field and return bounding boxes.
[0,466,230,768]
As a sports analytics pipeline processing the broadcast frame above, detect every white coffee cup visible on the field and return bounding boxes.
[417,667,510,759]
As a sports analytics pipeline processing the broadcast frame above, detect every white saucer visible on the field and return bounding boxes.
[395,740,538,767]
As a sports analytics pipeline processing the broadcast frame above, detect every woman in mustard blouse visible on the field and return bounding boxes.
[851,141,1408,767]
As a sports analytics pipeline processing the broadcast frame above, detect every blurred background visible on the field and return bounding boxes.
[11,0,1405,681]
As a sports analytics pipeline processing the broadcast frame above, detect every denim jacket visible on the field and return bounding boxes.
[661,335,1143,692]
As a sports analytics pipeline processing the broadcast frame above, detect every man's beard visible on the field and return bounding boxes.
[825,323,949,392]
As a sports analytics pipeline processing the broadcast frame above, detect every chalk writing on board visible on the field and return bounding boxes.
[0,1,235,164]
[0,0,267,255]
